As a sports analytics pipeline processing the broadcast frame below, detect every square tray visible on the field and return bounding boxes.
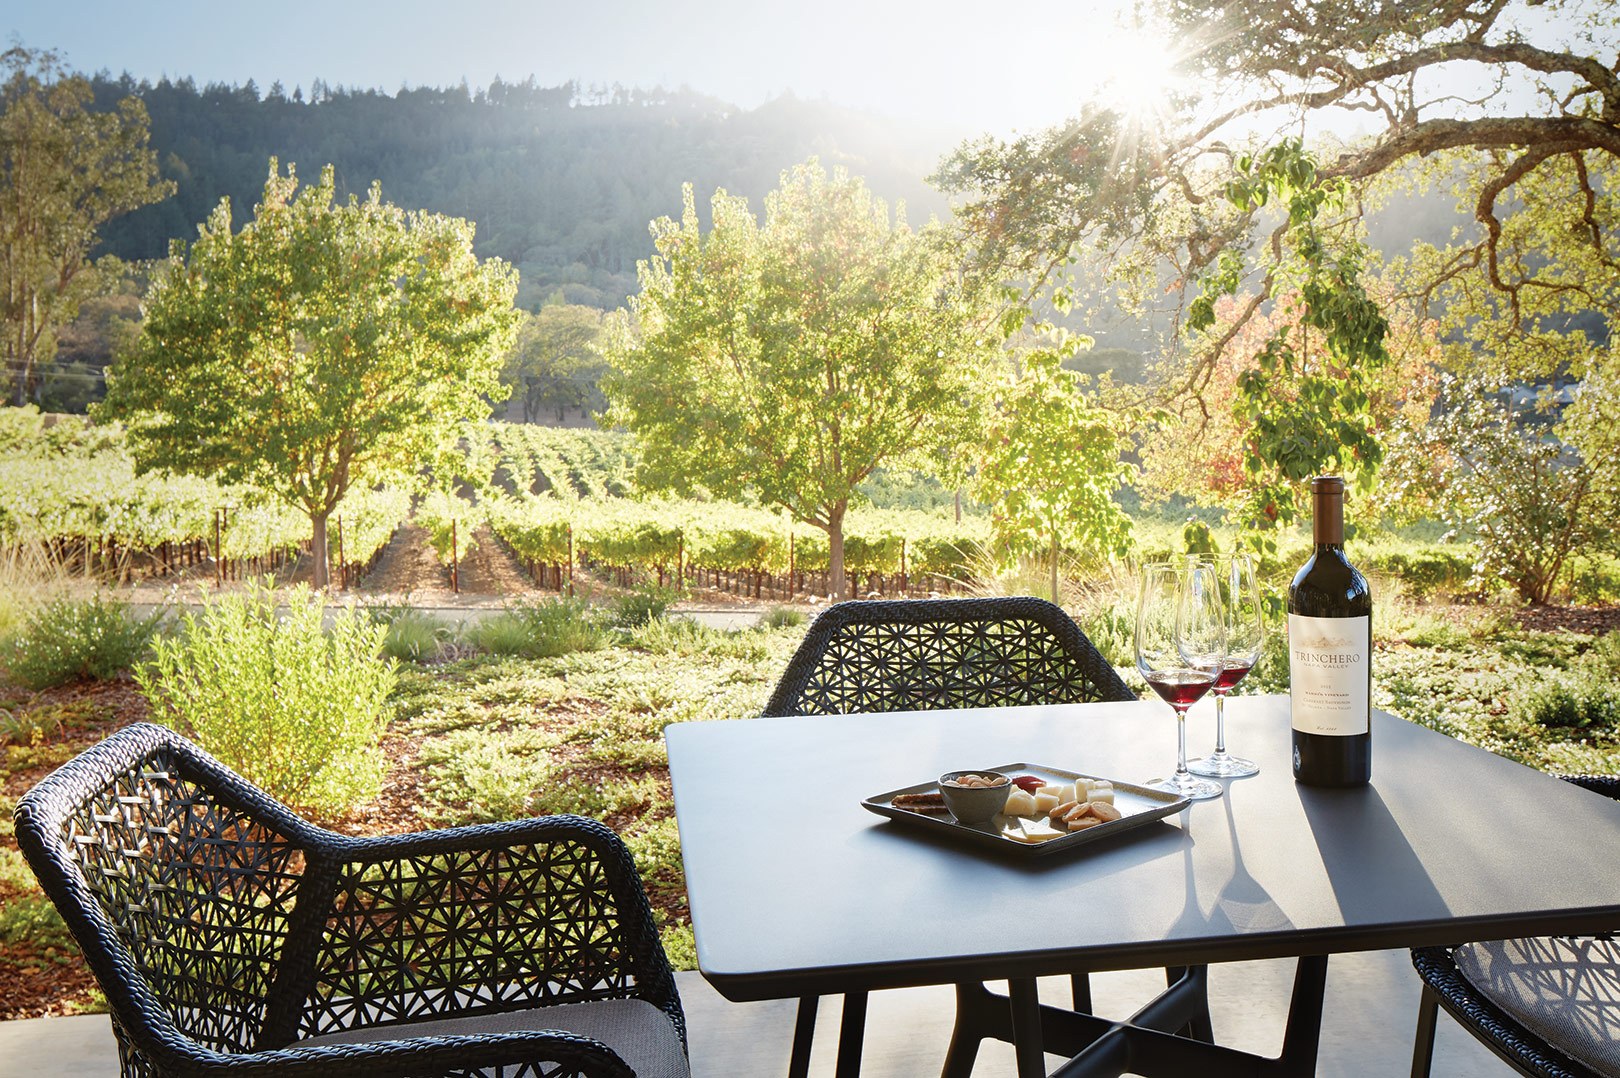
[861,762,1192,858]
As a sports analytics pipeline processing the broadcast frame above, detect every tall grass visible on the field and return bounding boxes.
[0,542,78,644]
[465,596,609,658]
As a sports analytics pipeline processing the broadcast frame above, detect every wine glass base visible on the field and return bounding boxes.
[1149,774,1224,800]
[1188,753,1260,778]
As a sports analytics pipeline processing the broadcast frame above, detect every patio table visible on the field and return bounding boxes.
[665,696,1620,1078]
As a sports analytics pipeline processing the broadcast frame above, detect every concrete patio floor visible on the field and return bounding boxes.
[0,949,1516,1076]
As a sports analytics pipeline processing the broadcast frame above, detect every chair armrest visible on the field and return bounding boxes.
[286,815,683,1047]
[1557,774,1620,801]
[156,1028,636,1078]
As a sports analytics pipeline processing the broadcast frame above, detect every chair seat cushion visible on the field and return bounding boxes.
[1454,936,1620,1078]
[299,997,688,1077]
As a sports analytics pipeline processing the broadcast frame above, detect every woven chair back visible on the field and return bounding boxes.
[298,830,655,1037]
[763,597,1132,717]
[16,726,309,1056]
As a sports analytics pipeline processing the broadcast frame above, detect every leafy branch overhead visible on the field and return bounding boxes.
[941,0,1617,332]
[936,0,1614,535]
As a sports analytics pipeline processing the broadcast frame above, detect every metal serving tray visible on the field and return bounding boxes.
[861,761,1192,858]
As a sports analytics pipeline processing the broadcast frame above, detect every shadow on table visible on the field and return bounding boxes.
[1297,783,1447,925]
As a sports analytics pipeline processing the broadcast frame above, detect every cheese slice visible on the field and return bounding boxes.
[1002,788,1038,816]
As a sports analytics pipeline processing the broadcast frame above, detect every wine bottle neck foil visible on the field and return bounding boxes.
[1311,477,1345,546]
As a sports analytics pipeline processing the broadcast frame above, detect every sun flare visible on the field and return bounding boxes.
[1087,27,1185,120]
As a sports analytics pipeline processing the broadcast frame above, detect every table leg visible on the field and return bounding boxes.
[942,983,991,1078]
[1008,977,1045,1078]
[789,995,817,1078]
[834,990,869,1078]
[1410,984,1439,1078]
[1070,972,1092,1013]
[1277,955,1328,1075]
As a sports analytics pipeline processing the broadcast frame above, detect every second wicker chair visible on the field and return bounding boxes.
[764,597,1169,1077]
[1410,775,1620,1078]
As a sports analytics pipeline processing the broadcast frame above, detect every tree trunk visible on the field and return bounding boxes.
[1050,530,1061,605]
[311,509,331,589]
[828,501,848,600]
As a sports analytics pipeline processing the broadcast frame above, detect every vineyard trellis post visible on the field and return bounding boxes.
[567,523,574,597]
[451,518,459,594]
[677,533,684,590]
[213,508,223,588]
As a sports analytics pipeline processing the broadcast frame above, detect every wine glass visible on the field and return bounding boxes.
[1135,561,1225,801]
[1189,554,1263,779]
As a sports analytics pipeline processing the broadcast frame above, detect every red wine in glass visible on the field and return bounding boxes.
[1213,663,1253,693]
[1135,562,1225,801]
[1144,670,1216,709]
[1189,554,1264,780]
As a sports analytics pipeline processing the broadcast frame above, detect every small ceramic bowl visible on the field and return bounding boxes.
[938,770,1011,825]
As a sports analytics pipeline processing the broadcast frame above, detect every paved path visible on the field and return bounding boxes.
[0,952,1514,1076]
[123,600,765,632]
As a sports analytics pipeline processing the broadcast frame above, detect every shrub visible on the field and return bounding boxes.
[762,605,807,630]
[465,596,609,658]
[1373,548,1476,600]
[1582,633,1620,680]
[1514,675,1620,732]
[5,595,161,690]
[1399,615,1472,650]
[1564,552,1620,605]
[1076,599,1135,670]
[606,584,682,629]
[138,582,396,814]
[380,610,454,662]
[1409,374,1620,604]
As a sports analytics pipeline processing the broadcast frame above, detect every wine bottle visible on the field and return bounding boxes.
[1288,476,1372,786]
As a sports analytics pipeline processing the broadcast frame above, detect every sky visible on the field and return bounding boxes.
[3,0,1165,138]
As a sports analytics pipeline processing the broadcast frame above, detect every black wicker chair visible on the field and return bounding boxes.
[14,722,688,1078]
[764,597,1206,1077]
[1411,775,1620,1078]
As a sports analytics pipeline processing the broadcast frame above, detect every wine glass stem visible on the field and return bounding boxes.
[1214,691,1228,755]
[1175,706,1191,779]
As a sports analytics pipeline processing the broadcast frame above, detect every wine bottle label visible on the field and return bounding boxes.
[1288,614,1370,735]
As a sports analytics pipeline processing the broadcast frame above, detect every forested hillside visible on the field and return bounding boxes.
[88,75,960,309]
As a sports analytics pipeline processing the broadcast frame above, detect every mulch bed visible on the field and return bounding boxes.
[1512,604,1620,635]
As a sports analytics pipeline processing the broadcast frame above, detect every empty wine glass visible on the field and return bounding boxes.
[1189,553,1263,779]
[1135,561,1225,801]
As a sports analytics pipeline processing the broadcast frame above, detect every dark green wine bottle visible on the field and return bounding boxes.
[1288,476,1372,787]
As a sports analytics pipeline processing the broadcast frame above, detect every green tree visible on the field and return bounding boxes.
[604,159,1000,599]
[502,303,606,423]
[102,160,519,587]
[972,341,1134,601]
[0,46,171,405]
